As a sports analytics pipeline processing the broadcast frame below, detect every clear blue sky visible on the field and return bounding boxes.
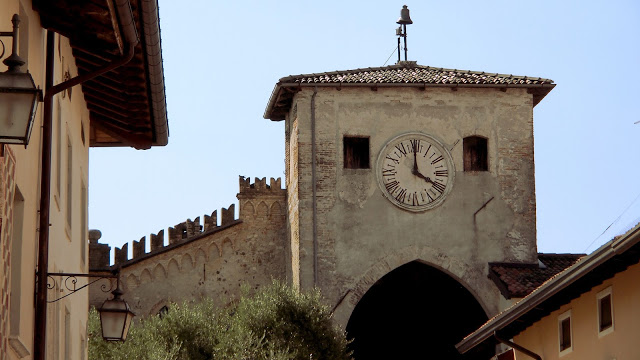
[89,0,640,260]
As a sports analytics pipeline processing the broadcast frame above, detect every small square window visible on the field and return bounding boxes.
[558,310,572,355]
[463,136,488,171]
[344,136,369,169]
[597,287,614,336]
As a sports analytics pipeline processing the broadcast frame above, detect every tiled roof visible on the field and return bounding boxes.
[278,62,554,86]
[489,253,585,299]
[265,61,555,120]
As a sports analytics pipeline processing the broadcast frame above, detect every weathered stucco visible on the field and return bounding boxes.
[286,86,538,324]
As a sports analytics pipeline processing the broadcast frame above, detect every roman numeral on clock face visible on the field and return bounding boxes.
[382,168,396,177]
[394,143,408,156]
[409,139,420,153]
[431,181,446,194]
[395,188,407,203]
[385,155,400,164]
[435,169,448,177]
[385,180,399,193]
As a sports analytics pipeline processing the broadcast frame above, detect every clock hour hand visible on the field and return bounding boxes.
[413,169,434,184]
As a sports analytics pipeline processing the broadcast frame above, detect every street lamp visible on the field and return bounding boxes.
[99,279,135,341]
[0,14,42,145]
[47,270,136,342]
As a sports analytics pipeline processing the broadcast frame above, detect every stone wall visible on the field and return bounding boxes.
[285,86,538,325]
[89,176,287,316]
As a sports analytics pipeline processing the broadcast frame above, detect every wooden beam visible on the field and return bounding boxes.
[106,0,124,55]
[81,82,148,104]
[92,117,152,150]
[84,92,149,112]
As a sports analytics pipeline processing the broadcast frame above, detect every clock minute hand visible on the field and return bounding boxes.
[411,144,434,184]
[412,143,419,173]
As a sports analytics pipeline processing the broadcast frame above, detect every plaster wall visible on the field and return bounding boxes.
[0,2,91,359]
[513,262,640,360]
[285,86,538,325]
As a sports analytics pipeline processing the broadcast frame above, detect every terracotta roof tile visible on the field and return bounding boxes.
[265,61,555,120]
[489,253,585,299]
[278,62,554,86]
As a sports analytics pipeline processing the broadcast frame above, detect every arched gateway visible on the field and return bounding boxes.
[347,261,494,359]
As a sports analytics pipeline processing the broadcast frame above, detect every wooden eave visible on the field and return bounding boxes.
[33,0,168,149]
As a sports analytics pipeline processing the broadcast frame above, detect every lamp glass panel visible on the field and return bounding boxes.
[101,310,127,340]
[0,92,35,141]
[121,312,133,340]
[100,298,130,341]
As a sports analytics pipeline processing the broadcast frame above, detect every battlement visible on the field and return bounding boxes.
[237,176,285,197]
[90,204,238,268]
[90,176,287,269]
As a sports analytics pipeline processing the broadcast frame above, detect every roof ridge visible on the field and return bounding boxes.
[279,63,554,84]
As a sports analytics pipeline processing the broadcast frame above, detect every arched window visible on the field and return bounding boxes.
[463,136,488,171]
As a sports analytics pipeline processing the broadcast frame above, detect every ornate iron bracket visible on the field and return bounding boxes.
[45,269,120,303]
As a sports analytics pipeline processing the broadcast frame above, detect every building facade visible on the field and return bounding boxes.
[0,0,167,359]
[457,223,640,360]
[91,62,555,358]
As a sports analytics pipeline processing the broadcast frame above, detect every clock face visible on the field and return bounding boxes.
[376,132,455,212]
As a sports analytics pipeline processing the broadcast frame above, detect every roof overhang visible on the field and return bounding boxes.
[456,222,640,355]
[264,64,555,121]
[265,82,555,121]
[33,0,168,149]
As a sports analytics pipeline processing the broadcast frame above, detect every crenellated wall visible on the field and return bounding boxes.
[90,205,238,269]
[89,176,287,316]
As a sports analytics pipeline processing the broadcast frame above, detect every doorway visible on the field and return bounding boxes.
[346,261,493,359]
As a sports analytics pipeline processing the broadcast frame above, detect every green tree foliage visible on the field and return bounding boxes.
[89,281,352,360]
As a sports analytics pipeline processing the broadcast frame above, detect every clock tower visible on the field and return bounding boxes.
[264,61,554,358]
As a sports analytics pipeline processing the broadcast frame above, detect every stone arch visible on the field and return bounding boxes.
[152,263,167,280]
[243,200,256,217]
[181,253,195,271]
[257,201,269,217]
[220,237,234,256]
[125,274,139,291]
[269,201,283,219]
[195,248,207,264]
[140,268,153,283]
[167,258,180,275]
[333,245,496,327]
[208,242,221,259]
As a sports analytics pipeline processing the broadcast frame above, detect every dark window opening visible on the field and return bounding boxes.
[158,305,169,318]
[599,294,612,331]
[463,136,488,171]
[560,317,571,351]
[344,136,370,169]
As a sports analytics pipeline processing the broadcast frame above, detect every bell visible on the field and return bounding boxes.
[396,5,413,25]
